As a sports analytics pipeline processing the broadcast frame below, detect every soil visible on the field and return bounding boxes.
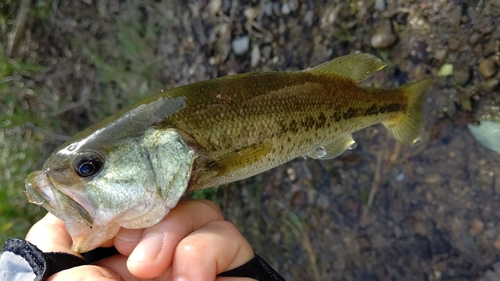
[4,0,500,280]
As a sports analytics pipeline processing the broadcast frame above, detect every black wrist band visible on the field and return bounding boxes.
[0,238,86,281]
[1,238,286,281]
[218,254,286,281]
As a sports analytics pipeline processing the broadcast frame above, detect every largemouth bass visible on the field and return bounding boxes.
[25,53,432,252]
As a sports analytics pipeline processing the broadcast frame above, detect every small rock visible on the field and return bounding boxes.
[412,210,427,220]
[479,78,500,92]
[424,173,443,184]
[261,45,272,59]
[434,49,447,61]
[475,17,494,34]
[469,218,484,236]
[375,0,386,11]
[453,65,471,85]
[483,39,497,57]
[493,26,500,40]
[288,0,299,12]
[304,10,314,27]
[371,20,397,49]
[469,32,482,45]
[447,37,461,51]
[250,44,261,67]
[231,36,250,55]
[208,0,222,15]
[414,221,427,235]
[281,3,291,15]
[478,59,497,79]
[263,2,273,16]
[474,42,484,57]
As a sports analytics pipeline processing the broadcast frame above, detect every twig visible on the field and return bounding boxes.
[362,147,384,218]
[6,0,32,58]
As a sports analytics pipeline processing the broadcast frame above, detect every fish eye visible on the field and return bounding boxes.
[74,153,103,178]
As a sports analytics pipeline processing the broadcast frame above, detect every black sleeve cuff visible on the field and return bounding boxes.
[218,254,286,281]
[0,238,86,281]
[1,238,286,281]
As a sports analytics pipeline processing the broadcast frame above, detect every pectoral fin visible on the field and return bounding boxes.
[308,53,387,83]
[307,135,356,160]
[216,143,272,176]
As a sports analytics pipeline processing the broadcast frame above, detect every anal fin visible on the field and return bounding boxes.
[307,135,356,160]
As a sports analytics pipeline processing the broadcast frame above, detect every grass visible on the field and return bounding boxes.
[0,1,208,246]
[0,56,48,244]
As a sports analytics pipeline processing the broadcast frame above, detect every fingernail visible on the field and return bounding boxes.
[173,276,187,281]
[129,232,164,261]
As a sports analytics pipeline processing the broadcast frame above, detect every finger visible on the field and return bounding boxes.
[112,228,143,256]
[49,254,171,281]
[121,199,224,278]
[171,220,254,281]
[95,254,171,281]
[25,213,78,256]
[47,265,121,281]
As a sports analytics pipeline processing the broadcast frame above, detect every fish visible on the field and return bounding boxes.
[24,53,433,253]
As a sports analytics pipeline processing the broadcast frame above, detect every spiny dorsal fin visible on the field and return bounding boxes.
[307,53,387,83]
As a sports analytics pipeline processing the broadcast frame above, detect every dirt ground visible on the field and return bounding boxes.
[3,0,500,280]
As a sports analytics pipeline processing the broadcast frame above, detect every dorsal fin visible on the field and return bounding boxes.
[307,53,387,83]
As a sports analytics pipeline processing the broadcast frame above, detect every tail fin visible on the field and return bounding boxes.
[383,78,433,146]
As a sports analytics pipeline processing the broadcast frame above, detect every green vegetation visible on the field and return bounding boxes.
[0,56,48,243]
[0,1,53,245]
[0,1,202,246]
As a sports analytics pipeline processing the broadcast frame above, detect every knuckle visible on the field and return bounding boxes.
[194,199,224,219]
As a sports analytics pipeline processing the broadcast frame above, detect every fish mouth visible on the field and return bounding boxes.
[25,171,93,225]
[25,171,62,218]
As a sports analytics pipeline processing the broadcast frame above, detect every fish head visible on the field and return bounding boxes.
[25,128,197,253]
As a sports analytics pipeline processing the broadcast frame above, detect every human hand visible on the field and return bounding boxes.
[26,199,255,281]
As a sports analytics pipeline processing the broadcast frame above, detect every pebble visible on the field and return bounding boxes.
[261,45,272,59]
[413,221,427,235]
[469,218,484,236]
[263,2,273,16]
[250,44,261,67]
[453,65,471,85]
[375,0,386,11]
[493,27,500,40]
[478,59,497,79]
[371,20,397,49]
[304,10,314,27]
[281,3,291,15]
[479,78,500,92]
[424,173,443,184]
[434,49,447,61]
[469,32,482,45]
[231,36,250,55]
[475,17,494,34]
[447,37,461,51]
[208,0,221,15]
